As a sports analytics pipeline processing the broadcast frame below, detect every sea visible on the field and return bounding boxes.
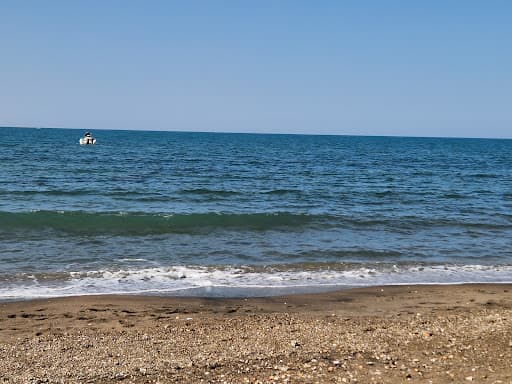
[1,127,512,301]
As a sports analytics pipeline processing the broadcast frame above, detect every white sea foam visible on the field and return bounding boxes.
[1,264,512,301]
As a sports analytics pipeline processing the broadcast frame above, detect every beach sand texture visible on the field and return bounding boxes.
[1,284,512,383]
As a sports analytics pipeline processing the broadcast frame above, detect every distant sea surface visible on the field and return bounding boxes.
[1,127,512,300]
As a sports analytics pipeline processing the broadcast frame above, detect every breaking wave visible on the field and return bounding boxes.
[1,263,511,300]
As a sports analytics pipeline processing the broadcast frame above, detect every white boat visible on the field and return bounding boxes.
[79,132,96,145]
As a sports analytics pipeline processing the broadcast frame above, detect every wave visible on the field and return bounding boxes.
[0,189,95,196]
[0,211,319,235]
[261,189,302,195]
[178,188,241,196]
[1,263,512,300]
[443,193,468,199]
[468,173,498,179]
[1,210,511,236]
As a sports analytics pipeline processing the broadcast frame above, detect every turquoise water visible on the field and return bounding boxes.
[1,127,512,299]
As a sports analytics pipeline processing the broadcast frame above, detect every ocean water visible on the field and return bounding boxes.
[1,127,512,300]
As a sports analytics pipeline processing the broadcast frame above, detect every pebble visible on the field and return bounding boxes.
[2,293,512,383]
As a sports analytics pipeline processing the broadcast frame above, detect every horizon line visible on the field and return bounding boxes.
[1,125,511,141]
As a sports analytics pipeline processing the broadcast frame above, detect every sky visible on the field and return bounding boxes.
[0,1,511,138]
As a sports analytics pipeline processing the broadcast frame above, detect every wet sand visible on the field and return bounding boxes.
[1,284,512,383]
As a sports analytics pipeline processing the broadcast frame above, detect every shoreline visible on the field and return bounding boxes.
[2,284,512,383]
[2,281,512,306]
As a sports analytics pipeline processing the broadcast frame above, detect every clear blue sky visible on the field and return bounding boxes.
[1,1,511,138]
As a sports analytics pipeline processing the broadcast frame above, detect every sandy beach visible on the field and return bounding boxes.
[1,284,511,383]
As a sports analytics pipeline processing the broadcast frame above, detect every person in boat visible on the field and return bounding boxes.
[84,131,93,144]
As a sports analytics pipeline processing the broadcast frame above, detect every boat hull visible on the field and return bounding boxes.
[79,138,96,145]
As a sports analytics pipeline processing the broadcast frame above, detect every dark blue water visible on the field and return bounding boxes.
[1,127,512,300]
